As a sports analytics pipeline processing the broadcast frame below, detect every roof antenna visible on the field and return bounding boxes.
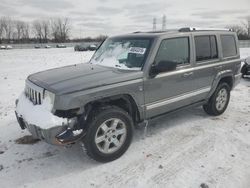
[162,15,166,31]
[153,17,157,31]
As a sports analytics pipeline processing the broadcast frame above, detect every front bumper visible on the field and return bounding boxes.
[15,93,85,145]
[15,112,68,145]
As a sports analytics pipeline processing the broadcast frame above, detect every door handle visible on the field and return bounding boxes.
[215,65,223,70]
[183,72,193,77]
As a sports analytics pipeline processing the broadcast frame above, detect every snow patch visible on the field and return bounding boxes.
[240,48,250,59]
[16,92,67,129]
[72,129,83,136]
[92,56,140,70]
[90,43,141,70]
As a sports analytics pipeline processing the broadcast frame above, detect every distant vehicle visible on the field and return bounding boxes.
[56,44,66,48]
[34,45,41,49]
[88,44,97,51]
[74,43,88,51]
[0,45,13,50]
[74,43,97,51]
[6,45,13,49]
[45,45,51,48]
[241,57,250,78]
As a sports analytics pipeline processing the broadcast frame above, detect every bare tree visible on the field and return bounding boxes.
[33,20,43,43]
[23,22,30,40]
[2,17,14,43]
[228,20,250,40]
[228,25,246,35]
[240,16,250,36]
[247,16,250,37]
[15,20,26,41]
[51,18,70,42]
[42,20,50,42]
[0,17,5,43]
[50,18,59,42]
[33,19,50,43]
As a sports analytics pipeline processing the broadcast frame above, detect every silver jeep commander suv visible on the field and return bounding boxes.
[15,27,242,162]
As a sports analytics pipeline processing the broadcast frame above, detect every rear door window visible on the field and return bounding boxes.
[221,35,237,57]
[195,35,218,62]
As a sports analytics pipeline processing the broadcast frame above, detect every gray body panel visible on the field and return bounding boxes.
[54,78,145,119]
[28,63,143,95]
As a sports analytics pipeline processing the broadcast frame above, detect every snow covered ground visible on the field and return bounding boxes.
[0,47,250,188]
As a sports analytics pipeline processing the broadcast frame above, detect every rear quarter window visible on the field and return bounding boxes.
[221,35,237,58]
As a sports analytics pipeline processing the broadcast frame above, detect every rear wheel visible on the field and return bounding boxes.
[83,106,133,162]
[241,64,247,78]
[203,83,230,116]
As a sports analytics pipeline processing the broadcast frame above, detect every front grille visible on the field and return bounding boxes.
[25,80,44,105]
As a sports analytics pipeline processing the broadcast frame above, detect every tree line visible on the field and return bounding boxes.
[1,15,249,44]
[228,17,250,40]
[0,16,107,44]
[0,17,72,43]
[228,24,250,40]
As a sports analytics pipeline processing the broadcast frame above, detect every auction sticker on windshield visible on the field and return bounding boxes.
[128,47,146,55]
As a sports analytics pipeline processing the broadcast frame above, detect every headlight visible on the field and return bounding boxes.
[44,90,55,106]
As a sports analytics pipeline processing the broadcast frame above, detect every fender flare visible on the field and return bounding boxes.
[208,70,234,98]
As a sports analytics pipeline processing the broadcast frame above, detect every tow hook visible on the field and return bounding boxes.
[55,128,85,145]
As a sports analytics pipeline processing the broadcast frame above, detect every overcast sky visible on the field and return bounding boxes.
[0,0,250,38]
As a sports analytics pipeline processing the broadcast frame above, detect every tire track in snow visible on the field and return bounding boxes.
[100,127,207,187]
[149,134,215,186]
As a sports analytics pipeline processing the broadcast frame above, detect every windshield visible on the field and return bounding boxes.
[89,37,152,70]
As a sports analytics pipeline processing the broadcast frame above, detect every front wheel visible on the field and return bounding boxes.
[83,106,133,162]
[203,83,230,116]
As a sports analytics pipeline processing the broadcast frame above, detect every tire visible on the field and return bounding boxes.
[203,83,230,116]
[241,64,247,78]
[83,106,134,162]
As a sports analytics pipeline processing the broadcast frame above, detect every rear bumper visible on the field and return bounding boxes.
[233,73,242,88]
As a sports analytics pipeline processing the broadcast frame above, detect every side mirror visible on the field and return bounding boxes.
[150,61,177,76]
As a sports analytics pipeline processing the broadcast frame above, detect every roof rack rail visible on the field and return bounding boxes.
[132,29,179,34]
[179,27,232,32]
[133,31,141,33]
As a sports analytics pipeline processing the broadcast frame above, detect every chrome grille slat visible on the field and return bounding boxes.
[32,90,34,100]
[25,80,44,105]
[35,91,37,104]
[29,88,31,99]
[38,93,41,104]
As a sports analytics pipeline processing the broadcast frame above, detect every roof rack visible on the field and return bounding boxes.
[132,30,178,34]
[179,27,232,32]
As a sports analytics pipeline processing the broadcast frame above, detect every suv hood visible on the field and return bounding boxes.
[28,63,143,95]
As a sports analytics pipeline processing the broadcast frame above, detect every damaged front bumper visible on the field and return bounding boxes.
[15,112,84,145]
[15,95,85,146]
[16,113,84,145]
